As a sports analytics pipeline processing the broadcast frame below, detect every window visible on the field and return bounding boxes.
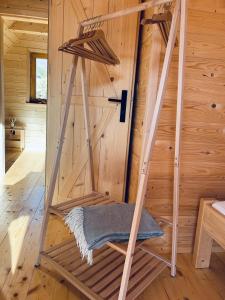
[30,53,48,104]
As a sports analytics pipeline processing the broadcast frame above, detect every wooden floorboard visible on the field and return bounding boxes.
[0,151,225,300]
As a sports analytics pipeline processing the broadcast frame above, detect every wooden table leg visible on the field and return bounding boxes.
[193,199,214,268]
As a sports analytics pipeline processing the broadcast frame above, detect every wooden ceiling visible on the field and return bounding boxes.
[9,21,48,35]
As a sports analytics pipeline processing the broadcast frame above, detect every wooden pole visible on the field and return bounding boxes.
[36,26,84,265]
[139,23,162,178]
[80,58,95,191]
[0,17,5,178]
[118,1,180,299]
[171,0,188,277]
[81,0,171,27]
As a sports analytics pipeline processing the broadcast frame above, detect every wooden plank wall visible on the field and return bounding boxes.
[128,0,225,253]
[0,0,48,19]
[4,20,47,151]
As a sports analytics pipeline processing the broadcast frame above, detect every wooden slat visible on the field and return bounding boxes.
[126,261,167,300]
[41,253,102,300]
[100,251,148,299]
[54,192,100,208]
[73,247,114,276]
[98,251,147,298]
[125,258,159,294]
[139,243,171,266]
[62,196,110,213]
[42,243,167,300]
[49,192,111,216]
[81,252,123,284]
[55,247,79,264]
[46,239,75,258]
[106,240,145,256]
[67,246,111,273]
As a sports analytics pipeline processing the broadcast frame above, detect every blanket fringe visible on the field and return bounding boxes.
[64,207,93,265]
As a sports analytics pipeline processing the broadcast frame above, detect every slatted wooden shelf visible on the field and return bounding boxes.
[41,238,167,300]
[48,192,171,258]
[49,192,116,218]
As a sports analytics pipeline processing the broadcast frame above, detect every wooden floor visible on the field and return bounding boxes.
[0,151,225,300]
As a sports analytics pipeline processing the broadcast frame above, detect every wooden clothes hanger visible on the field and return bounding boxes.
[59,29,120,65]
[141,11,176,46]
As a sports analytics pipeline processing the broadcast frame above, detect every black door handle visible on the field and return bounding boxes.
[108,90,128,123]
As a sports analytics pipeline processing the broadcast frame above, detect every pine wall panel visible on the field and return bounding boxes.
[128,0,225,253]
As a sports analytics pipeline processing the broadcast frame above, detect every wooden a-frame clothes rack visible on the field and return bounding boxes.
[37,0,187,299]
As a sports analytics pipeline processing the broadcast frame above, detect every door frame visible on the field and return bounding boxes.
[0,16,5,178]
[0,8,48,178]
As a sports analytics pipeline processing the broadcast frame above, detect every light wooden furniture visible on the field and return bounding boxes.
[193,198,225,268]
[38,0,187,299]
[5,126,25,151]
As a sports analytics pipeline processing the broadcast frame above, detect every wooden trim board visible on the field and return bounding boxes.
[0,17,5,178]
[171,0,188,277]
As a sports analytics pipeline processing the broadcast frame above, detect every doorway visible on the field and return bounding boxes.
[1,16,48,173]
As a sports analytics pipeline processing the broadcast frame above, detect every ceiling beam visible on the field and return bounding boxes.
[0,0,48,20]
[9,21,48,35]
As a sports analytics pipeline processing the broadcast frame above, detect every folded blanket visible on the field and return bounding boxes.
[65,203,164,264]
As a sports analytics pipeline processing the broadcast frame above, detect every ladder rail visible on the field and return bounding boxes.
[36,25,84,265]
[80,58,95,191]
[171,0,188,277]
[118,1,181,299]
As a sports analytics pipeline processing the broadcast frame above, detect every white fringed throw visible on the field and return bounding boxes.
[65,203,163,265]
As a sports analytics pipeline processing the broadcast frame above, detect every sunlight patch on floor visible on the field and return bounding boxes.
[8,215,30,273]
[3,150,45,186]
